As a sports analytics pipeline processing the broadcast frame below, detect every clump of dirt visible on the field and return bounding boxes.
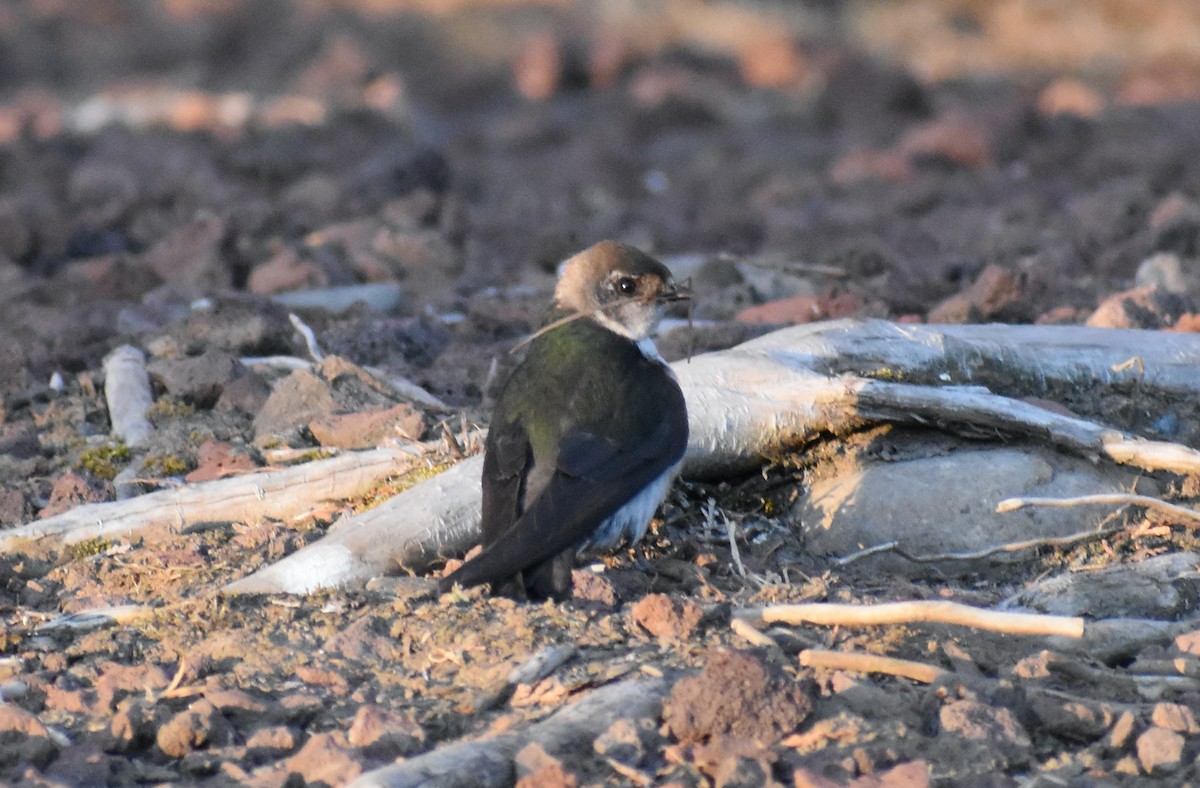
[663,646,814,755]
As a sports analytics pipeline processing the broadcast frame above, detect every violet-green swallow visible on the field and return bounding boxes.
[440,241,689,600]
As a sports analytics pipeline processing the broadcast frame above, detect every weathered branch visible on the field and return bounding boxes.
[999,493,1200,527]
[349,677,666,788]
[227,320,1200,593]
[736,600,1085,638]
[0,447,422,550]
[104,345,155,447]
[799,648,947,683]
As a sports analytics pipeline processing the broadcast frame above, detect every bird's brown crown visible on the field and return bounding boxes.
[553,241,683,340]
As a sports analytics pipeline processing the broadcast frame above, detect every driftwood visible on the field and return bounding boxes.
[348,677,666,788]
[14,320,1200,591]
[103,345,155,447]
[0,447,424,550]
[225,319,1200,594]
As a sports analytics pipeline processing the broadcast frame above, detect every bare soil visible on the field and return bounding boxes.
[2,1,1200,785]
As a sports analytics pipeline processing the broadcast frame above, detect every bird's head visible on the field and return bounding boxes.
[553,241,687,340]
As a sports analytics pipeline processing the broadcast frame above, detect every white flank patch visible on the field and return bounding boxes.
[583,462,681,551]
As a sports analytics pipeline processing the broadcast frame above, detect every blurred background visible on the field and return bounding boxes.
[4,0,1200,392]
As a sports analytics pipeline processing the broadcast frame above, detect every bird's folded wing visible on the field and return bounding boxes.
[440,418,684,591]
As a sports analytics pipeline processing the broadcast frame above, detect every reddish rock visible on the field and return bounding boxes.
[848,761,930,787]
[142,213,230,296]
[739,33,807,89]
[273,692,324,725]
[248,247,326,295]
[515,741,577,788]
[253,368,338,444]
[43,682,98,715]
[147,350,243,408]
[939,699,1031,752]
[829,149,911,185]
[1106,710,1138,750]
[898,111,992,170]
[185,440,258,483]
[630,594,704,641]
[245,725,299,757]
[1135,726,1184,775]
[40,472,114,518]
[1037,78,1104,118]
[322,615,406,663]
[0,704,59,769]
[347,704,426,759]
[927,265,1024,324]
[1150,702,1199,734]
[107,699,152,754]
[1086,285,1194,329]
[94,661,171,712]
[308,403,426,449]
[202,687,270,726]
[1174,627,1200,655]
[736,292,864,325]
[277,731,363,786]
[215,370,272,416]
[155,699,231,758]
[0,488,30,526]
[294,665,351,695]
[514,31,562,101]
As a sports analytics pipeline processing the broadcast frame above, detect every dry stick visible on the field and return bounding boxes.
[738,600,1084,639]
[103,345,155,447]
[999,493,1200,528]
[731,617,781,649]
[799,648,946,684]
[0,446,422,550]
[833,522,1125,566]
[349,677,666,788]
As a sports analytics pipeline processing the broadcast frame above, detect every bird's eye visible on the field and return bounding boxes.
[616,276,637,295]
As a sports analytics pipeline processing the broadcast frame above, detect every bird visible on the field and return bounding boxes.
[439,240,689,600]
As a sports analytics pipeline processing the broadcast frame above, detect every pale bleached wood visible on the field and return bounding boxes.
[103,345,155,447]
[799,648,947,683]
[349,677,665,788]
[222,455,483,594]
[225,319,1200,594]
[0,447,423,550]
[737,599,1085,638]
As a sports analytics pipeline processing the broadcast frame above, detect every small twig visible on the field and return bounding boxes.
[999,492,1200,528]
[509,290,691,355]
[151,659,204,701]
[605,758,654,786]
[731,617,780,649]
[800,648,946,684]
[725,508,747,580]
[289,313,325,362]
[834,522,1124,566]
[737,600,1084,638]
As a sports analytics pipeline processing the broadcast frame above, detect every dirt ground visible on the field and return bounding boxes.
[3,1,1200,785]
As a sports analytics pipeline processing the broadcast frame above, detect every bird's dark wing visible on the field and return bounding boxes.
[477,418,531,548]
[439,413,685,593]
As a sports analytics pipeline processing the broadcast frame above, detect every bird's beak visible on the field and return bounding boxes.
[657,279,692,305]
